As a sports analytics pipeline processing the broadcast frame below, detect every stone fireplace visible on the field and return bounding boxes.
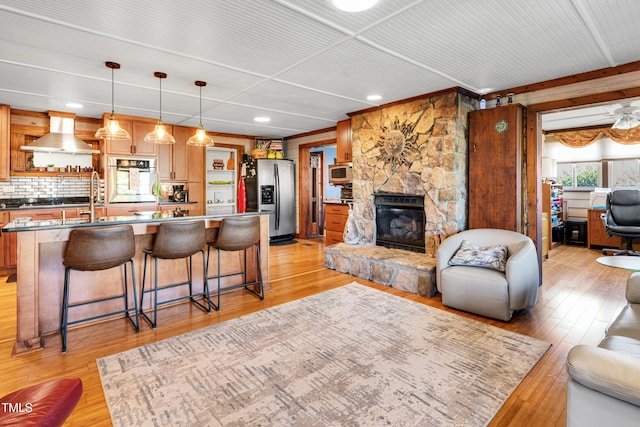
[374,192,425,253]
[324,89,476,297]
[350,89,474,254]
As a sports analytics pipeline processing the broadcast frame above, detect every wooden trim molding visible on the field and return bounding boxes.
[485,60,640,100]
[526,86,640,114]
[286,127,336,140]
[348,86,479,117]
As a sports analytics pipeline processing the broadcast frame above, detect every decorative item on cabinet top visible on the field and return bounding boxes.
[252,138,284,159]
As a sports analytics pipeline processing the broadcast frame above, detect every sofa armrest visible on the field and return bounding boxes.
[567,345,640,407]
[626,272,640,304]
[503,240,539,308]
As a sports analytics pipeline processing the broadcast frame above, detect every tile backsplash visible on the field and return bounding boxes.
[0,176,104,200]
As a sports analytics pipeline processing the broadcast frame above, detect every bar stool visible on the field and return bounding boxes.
[61,225,138,353]
[140,220,214,328]
[207,216,264,309]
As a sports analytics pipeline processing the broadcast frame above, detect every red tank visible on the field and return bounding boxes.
[237,176,246,213]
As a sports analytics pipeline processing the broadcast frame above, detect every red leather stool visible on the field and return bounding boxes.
[0,377,82,426]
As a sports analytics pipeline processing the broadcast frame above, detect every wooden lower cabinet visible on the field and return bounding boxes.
[588,208,621,249]
[106,204,158,216]
[325,203,348,246]
[0,212,9,270]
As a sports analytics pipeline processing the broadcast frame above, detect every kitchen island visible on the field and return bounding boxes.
[3,212,269,355]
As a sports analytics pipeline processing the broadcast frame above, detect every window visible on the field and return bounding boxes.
[557,162,602,189]
[609,159,640,188]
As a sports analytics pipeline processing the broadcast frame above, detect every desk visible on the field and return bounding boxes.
[597,256,640,270]
[588,209,621,248]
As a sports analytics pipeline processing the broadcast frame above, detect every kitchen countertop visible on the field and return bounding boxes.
[0,196,94,210]
[0,197,195,211]
[3,211,266,232]
[324,199,352,205]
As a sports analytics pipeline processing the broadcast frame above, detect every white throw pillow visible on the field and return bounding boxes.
[448,240,508,272]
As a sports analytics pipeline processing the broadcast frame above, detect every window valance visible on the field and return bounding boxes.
[551,126,640,147]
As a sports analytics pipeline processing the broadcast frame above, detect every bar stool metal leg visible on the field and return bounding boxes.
[124,259,140,332]
[139,221,214,328]
[207,216,264,309]
[60,225,138,353]
[61,268,71,353]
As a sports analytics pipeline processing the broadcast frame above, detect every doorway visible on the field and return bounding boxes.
[310,151,325,238]
[298,139,338,240]
[529,87,640,274]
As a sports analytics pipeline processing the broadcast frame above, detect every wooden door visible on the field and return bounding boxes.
[468,104,524,231]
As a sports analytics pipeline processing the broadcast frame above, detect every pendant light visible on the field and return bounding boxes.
[95,62,130,140]
[187,80,214,146]
[144,72,175,144]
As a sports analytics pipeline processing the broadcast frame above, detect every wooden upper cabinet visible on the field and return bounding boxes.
[468,104,525,231]
[105,116,157,157]
[103,115,133,156]
[158,125,188,181]
[130,121,159,156]
[0,105,10,181]
[336,118,352,163]
[186,137,205,182]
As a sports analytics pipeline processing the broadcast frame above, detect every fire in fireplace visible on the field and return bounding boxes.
[374,192,425,253]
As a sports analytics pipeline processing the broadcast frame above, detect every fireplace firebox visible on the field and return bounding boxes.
[374,192,425,253]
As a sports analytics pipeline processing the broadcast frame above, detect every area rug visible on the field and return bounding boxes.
[97,282,550,426]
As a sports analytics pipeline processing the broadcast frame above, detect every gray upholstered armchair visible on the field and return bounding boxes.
[435,228,539,321]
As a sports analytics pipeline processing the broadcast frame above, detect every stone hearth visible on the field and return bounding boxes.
[324,243,436,297]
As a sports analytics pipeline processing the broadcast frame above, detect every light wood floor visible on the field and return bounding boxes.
[0,240,631,426]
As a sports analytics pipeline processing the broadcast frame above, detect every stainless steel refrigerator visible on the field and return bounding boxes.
[246,159,296,242]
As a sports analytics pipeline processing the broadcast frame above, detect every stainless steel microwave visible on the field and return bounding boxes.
[107,157,157,203]
[328,164,352,185]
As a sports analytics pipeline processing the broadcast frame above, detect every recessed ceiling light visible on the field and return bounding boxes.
[254,116,271,123]
[66,102,83,109]
[331,0,379,12]
[367,94,382,101]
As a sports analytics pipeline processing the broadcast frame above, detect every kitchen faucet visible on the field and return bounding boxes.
[80,170,100,223]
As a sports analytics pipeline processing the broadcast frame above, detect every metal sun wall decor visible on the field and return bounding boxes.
[378,116,422,171]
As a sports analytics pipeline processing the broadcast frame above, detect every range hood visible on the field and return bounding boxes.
[21,112,99,154]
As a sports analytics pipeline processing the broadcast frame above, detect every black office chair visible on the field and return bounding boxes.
[601,189,640,256]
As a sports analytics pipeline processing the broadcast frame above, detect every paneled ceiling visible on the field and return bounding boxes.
[1,0,639,138]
